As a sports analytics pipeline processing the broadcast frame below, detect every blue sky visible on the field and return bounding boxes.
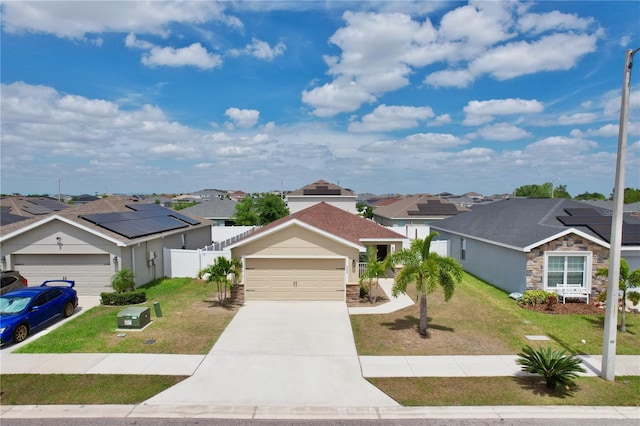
[1,1,639,197]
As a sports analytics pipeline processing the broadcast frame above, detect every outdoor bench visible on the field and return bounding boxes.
[556,284,589,304]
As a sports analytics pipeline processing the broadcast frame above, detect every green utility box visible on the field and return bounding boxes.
[117,306,151,329]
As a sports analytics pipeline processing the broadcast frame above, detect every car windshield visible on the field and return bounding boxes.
[0,296,31,314]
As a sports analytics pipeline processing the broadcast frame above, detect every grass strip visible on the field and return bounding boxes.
[0,374,187,405]
[369,376,640,406]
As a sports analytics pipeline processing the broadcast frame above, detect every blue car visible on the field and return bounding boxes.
[0,280,78,345]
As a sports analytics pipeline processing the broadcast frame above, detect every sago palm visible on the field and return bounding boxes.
[517,345,586,390]
[385,231,463,336]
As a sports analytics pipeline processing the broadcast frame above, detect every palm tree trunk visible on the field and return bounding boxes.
[419,293,427,335]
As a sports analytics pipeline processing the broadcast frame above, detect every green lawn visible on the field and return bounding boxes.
[369,376,640,406]
[351,273,640,356]
[0,375,187,405]
[15,277,239,355]
[4,273,639,407]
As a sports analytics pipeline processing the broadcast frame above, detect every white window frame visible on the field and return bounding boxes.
[543,251,592,291]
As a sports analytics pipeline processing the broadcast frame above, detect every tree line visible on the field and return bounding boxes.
[515,183,640,204]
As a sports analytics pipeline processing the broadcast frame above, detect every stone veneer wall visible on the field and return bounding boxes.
[525,234,608,298]
[346,283,360,303]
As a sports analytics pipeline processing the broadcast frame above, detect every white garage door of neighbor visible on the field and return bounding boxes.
[245,258,346,301]
[13,254,113,295]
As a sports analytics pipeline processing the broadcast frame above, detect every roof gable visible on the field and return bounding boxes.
[288,180,355,197]
[229,202,404,250]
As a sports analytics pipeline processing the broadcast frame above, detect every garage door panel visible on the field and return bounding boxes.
[245,258,345,301]
[13,254,112,295]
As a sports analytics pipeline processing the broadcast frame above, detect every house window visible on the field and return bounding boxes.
[544,252,591,290]
[460,238,466,260]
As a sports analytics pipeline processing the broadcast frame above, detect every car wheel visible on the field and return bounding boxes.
[13,324,29,344]
[63,302,75,318]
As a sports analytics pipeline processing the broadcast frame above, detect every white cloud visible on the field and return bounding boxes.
[468,32,599,81]
[348,105,435,132]
[557,112,598,125]
[229,38,286,60]
[225,108,260,129]
[306,3,602,111]
[429,114,451,126]
[463,98,544,126]
[518,10,593,35]
[125,33,154,50]
[360,132,468,153]
[2,1,241,39]
[425,69,475,88]
[141,43,222,69]
[302,77,376,117]
[477,123,532,141]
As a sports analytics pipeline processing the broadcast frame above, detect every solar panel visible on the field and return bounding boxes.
[557,215,611,226]
[557,208,640,245]
[126,203,201,225]
[22,204,51,215]
[564,208,600,216]
[81,203,200,239]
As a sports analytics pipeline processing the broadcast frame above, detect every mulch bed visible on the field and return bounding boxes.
[519,300,605,315]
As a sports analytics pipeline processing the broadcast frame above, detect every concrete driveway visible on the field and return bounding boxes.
[143,302,398,407]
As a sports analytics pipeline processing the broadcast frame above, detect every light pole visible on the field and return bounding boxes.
[601,47,640,381]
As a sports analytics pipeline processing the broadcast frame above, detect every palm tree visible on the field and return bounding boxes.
[596,258,640,333]
[385,231,463,336]
[199,256,242,306]
[111,268,135,293]
[359,246,387,303]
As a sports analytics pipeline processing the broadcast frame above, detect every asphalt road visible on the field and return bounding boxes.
[1,419,637,426]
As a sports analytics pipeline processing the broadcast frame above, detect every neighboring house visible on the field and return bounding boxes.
[0,196,212,295]
[372,195,469,227]
[72,194,100,205]
[192,188,229,200]
[180,197,238,226]
[286,180,357,214]
[0,196,71,221]
[431,198,640,298]
[228,202,406,302]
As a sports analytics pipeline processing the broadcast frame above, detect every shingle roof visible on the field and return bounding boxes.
[373,195,468,219]
[0,195,211,244]
[180,198,237,219]
[234,202,405,248]
[288,180,355,196]
[431,198,639,249]
[0,196,70,219]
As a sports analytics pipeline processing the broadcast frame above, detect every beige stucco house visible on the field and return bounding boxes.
[228,202,406,302]
[0,196,212,295]
[286,180,357,214]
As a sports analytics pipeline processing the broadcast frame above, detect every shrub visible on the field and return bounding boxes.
[101,290,146,306]
[628,291,640,305]
[359,285,369,299]
[521,290,553,306]
[111,268,136,293]
[517,345,586,390]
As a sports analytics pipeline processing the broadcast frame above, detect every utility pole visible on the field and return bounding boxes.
[602,47,640,381]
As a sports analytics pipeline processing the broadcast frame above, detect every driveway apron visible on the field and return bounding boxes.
[143,302,398,407]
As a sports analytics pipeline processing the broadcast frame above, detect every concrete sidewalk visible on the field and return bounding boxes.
[2,404,639,420]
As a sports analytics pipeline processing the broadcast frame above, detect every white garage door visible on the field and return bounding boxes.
[13,254,113,295]
[245,258,345,301]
